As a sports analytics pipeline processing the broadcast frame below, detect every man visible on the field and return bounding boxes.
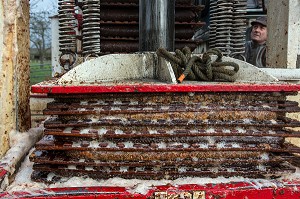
[244,16,267,68]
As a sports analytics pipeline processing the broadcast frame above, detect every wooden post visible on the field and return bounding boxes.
[268,0,300,147]
[267,0,300,68]
[0,0,31,157]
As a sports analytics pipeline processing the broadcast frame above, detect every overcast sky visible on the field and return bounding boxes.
[31,0,58,13]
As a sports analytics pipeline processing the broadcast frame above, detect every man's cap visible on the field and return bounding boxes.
[251,16,267,27]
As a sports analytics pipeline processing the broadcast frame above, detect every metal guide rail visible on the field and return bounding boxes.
[30,83,300,183]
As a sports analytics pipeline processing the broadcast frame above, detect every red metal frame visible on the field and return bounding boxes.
[31,83,300,94]
[1,181,300,199]
[0,167,7,184]
[25,82,300,198]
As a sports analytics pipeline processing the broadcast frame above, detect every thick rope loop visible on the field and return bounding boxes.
[156,47,240,83]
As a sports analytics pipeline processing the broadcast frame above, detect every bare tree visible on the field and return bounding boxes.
[30,0,57,67]
[30,11,51,66]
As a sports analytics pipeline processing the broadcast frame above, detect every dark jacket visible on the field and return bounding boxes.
[244,40,266,68]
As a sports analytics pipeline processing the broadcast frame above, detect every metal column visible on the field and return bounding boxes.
[139,0,175,52]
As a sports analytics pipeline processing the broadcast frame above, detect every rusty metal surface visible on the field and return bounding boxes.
[99,22,204,39]
[209,0,247,57]
[59,0,205,56]
[31,164,294,181]
[30,91,300,182]
[77,1,205,54]
[96,39,199,55]
[100,0,196,4]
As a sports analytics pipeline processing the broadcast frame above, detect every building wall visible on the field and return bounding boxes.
[267,0,300,68]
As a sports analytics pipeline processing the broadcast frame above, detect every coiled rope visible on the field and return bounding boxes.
[156,47,239,83]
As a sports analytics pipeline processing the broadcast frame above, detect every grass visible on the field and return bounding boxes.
[30,60,52,85]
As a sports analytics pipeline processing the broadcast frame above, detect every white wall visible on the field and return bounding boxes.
[51,15,61,76]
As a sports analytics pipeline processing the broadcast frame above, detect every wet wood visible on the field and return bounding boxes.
[0,0,30,157]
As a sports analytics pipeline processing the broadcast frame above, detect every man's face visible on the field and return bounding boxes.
[251,23,267,44]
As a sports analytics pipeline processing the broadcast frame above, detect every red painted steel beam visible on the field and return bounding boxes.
[1,181,300,199]
[31,83,300,94]
[0,167,8,185]
[0,169,8,179]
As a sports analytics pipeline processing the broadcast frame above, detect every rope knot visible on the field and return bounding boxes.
[157,47,239,83]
